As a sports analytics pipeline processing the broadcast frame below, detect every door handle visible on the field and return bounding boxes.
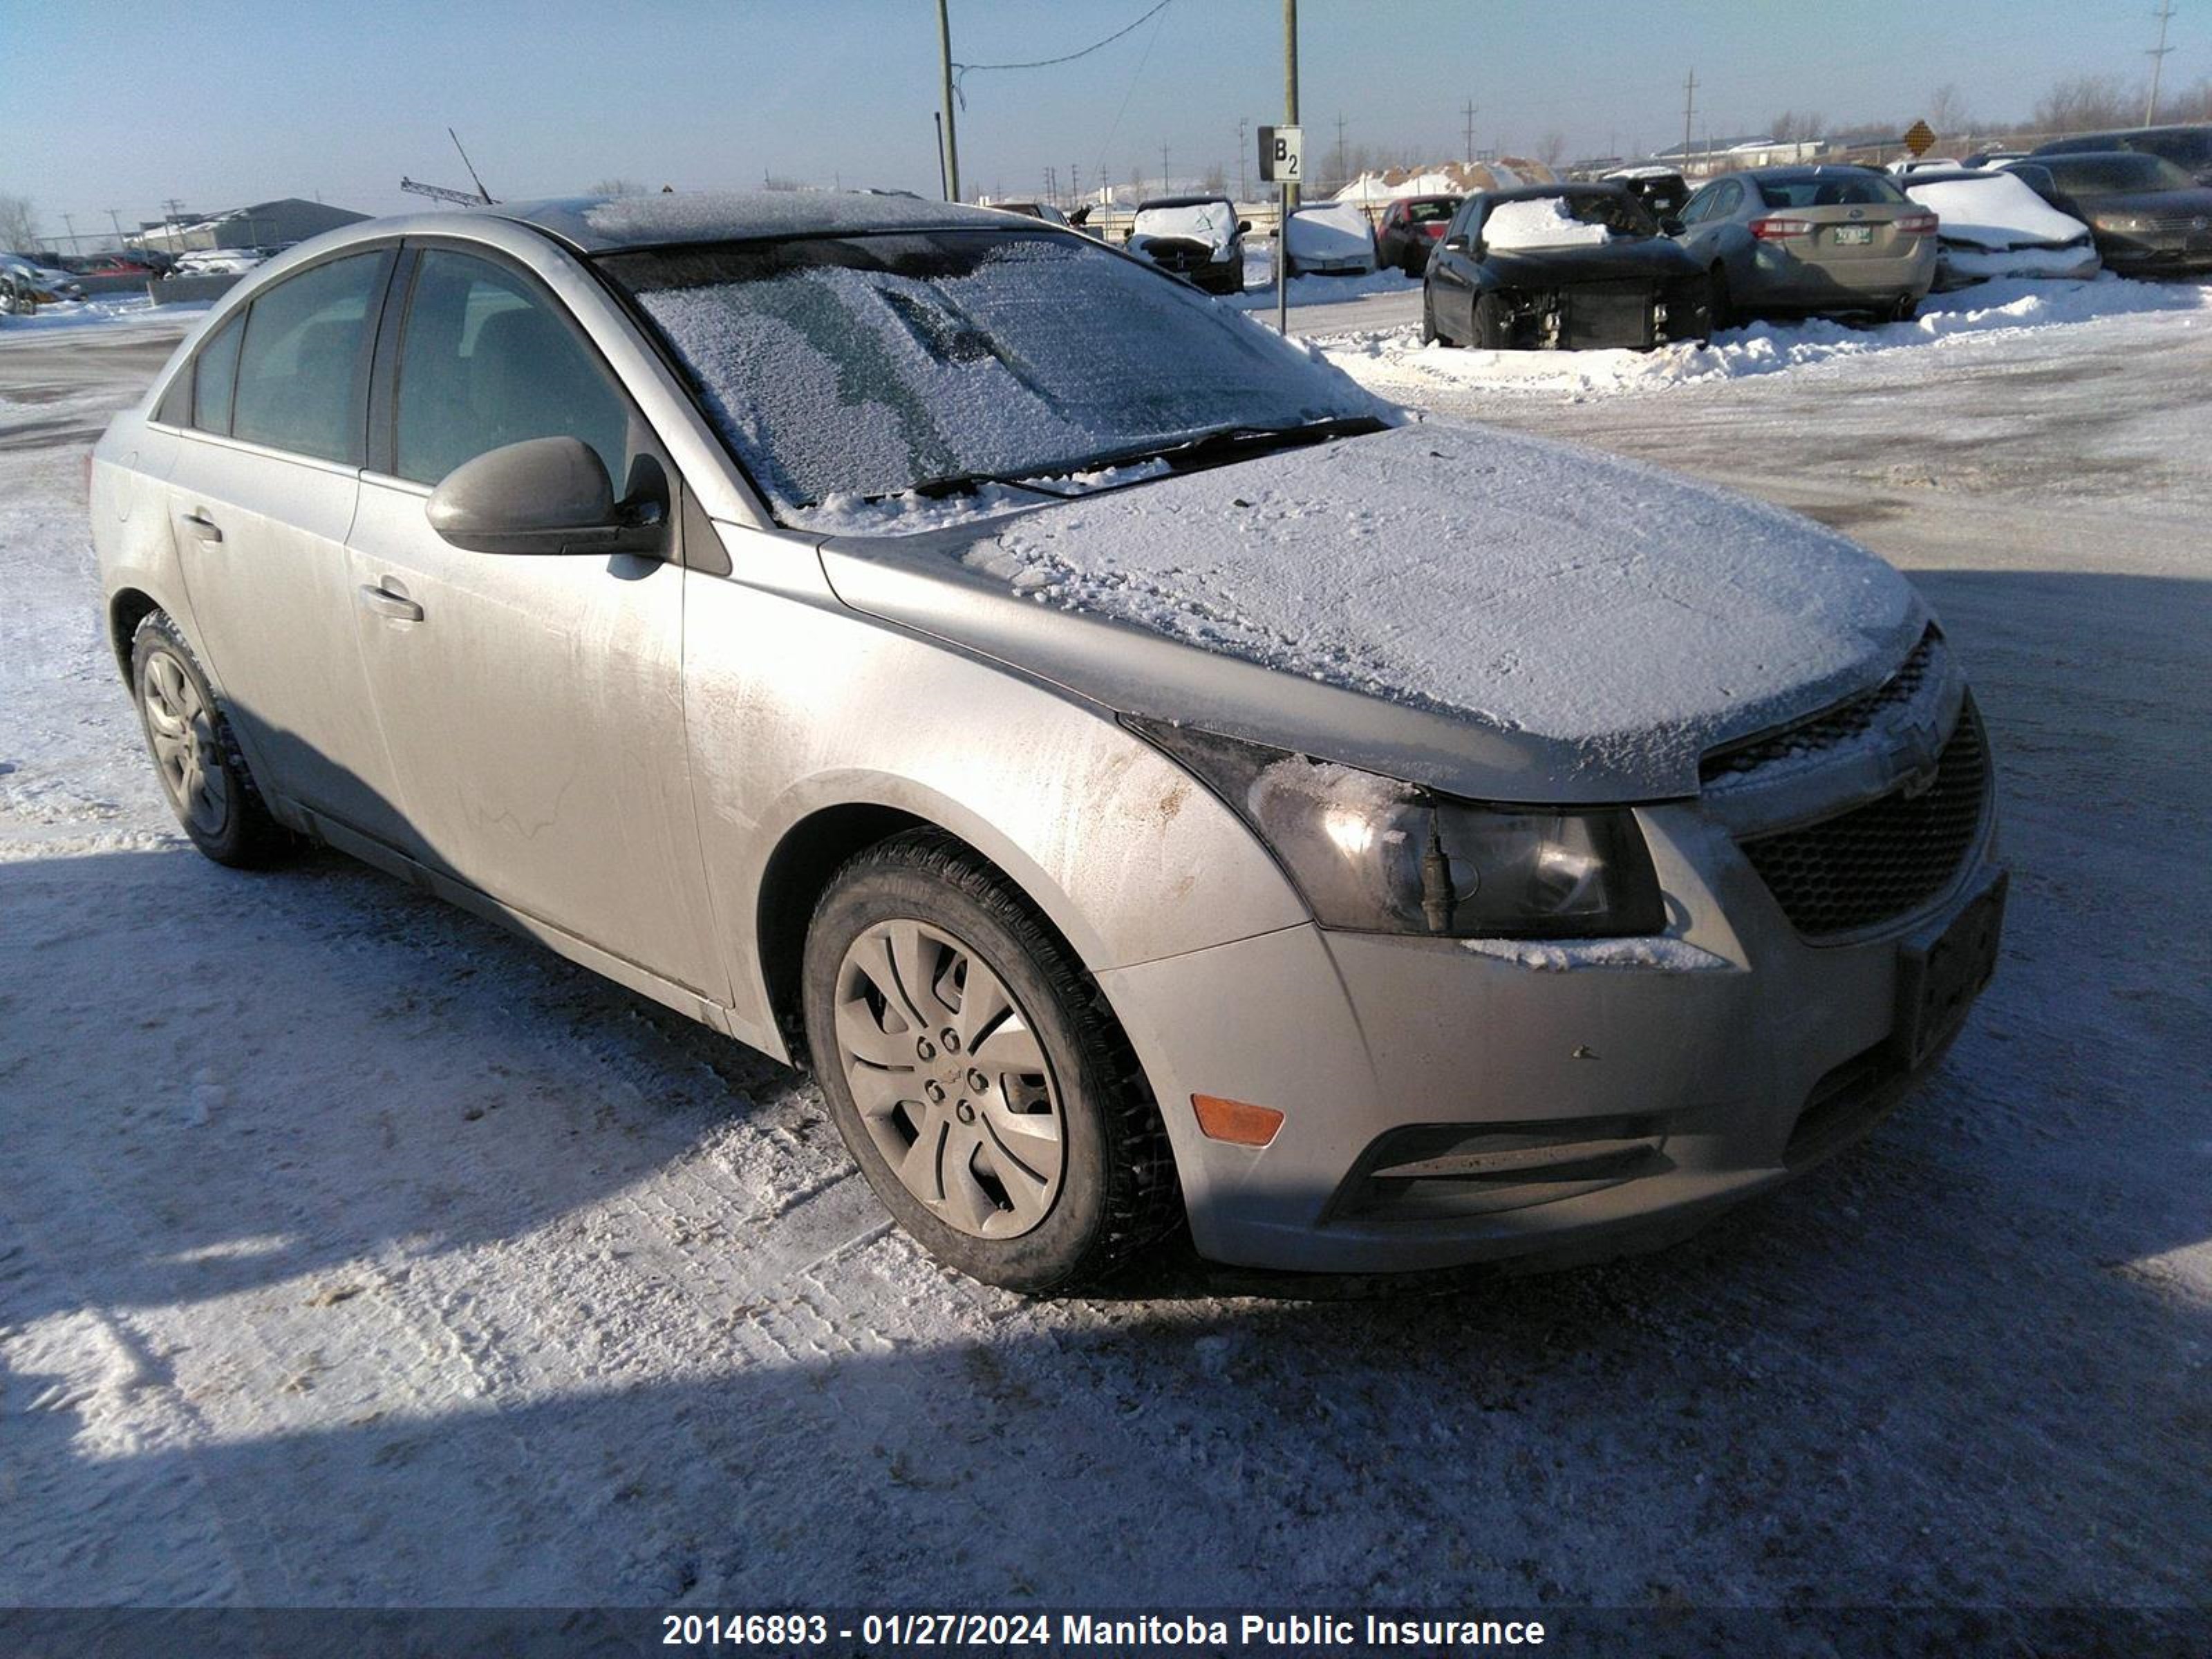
[182,510,223,543]
[357,582,424,623]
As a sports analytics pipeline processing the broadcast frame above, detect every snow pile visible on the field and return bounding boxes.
[1903,174,2088,250]
[961,422,1916,757]
[1460,936,1734,971]
[0,294,212,332]
[568,189,1006,247]
[1481,197,1612,251]
[1324,274,2212,400]
[1333,160,1548,203]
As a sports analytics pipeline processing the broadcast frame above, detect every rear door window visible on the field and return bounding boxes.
[229,252,387,465]
[391,249,632,489]
[190,313,245,434]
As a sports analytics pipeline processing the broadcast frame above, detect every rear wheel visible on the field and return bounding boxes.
[1707,265,1734,330]
[801,830,1180,1292]
[130,610,291,867]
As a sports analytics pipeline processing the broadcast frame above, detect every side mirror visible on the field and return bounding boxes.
[427,436,663,556]
[1660,216,1686,236]
[1236,219,1252,234]
[1443,234,1470,252]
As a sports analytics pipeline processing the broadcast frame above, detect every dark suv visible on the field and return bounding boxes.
[2032,124,2212,186]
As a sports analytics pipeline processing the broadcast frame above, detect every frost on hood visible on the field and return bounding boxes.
[960,422,1920,768]
[1459,935,1734,971]
[1482,197,1613,250]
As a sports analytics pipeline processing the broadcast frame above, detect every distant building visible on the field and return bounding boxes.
[131,198,369,254]
[1645,137,1829,178]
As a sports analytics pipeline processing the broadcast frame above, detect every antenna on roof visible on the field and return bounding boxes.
[449,128,495,205]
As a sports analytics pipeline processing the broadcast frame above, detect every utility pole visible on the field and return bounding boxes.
[1334,111,1347,190]
[1161,140,1171,194]
[2146,1,2177,125]
[936,0,961,202]
[1283,0,1300,209]
[60,212,78,254]
[1462,100,1479,165]
[1682,68,1698,166]
[1237,116,1248,201]
[106,208,125,248]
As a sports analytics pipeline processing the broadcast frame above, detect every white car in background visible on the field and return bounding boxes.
[1902,169,2101,288]
[0,252,84,312]
[1282,202,1378,275]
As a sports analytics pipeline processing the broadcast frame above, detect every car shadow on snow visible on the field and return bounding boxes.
[1,571,2208,1611]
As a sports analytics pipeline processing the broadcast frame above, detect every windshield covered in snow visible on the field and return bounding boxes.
[603,229,1373,516]
[1130,199,1239,247]
[1480,191,1656,249]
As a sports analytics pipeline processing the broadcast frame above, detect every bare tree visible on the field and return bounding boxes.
[2034,74,2137,133]
[586,177,647,198]
[1926,83,1973,138]
[1201,162,1226,196]
[0,194,39,252]
[1768,111,1828,145]
[1535,131,1568,168]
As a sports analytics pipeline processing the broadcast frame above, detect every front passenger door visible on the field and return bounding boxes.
[344,245,723,999]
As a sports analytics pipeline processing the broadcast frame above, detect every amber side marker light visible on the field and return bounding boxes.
[1192,1094,1285,1147]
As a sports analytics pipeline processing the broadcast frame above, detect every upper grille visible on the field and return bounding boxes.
[1703,629,1942,786]
[1739,697,1990,938]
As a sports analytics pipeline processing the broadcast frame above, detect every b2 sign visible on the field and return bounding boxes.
[1258,125,1303,185]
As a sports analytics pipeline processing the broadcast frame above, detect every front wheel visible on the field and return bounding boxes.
[802,830,1181,1292]
[1472,291,1511,349]
[1420,288,1441,345]
[130,610,292,867]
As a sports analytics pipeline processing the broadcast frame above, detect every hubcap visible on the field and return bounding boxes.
[141,649,228,836]
[832,919,1066,1239]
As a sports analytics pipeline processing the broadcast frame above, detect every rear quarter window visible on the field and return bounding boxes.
[229,252,388,465]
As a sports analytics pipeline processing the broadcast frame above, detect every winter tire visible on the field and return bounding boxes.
[802,829,1180,1292]
[130,610,292,867]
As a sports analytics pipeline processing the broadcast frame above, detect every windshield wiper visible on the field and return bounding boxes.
[1089,414,1389,476]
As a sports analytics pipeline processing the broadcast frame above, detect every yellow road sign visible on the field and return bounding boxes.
[1904,120,1937,156]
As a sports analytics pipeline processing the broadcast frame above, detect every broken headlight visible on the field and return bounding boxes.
[1131,720,1665,939]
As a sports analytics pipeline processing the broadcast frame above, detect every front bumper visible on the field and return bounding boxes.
[1101,794,2003,1275]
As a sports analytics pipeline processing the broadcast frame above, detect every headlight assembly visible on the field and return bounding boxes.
[1130,720,1665,939]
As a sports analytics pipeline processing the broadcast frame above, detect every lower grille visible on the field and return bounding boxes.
[1740,698,1990,937]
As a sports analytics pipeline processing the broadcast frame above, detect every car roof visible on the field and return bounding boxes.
[1734,165,1885,183]
[477,189,1020,253]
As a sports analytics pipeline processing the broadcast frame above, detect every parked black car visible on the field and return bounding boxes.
[1421,185,1712,350]
[2005,152,2212,277]
[1125,196,1248,295]
[2031,123,2212,186]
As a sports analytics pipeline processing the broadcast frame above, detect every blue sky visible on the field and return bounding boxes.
[8,0,2198,236]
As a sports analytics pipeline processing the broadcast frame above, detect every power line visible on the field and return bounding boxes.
[1091,1,1172,200]
[952,0,1173,105]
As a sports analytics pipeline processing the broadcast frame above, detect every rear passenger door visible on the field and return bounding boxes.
[160,246,433,857]
[343,243,723,997]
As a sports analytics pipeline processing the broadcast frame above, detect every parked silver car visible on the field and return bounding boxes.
[1674,165,1939,323]
[91,194,2005,1289]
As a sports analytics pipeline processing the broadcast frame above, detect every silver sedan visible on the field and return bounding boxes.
[91,193,2003,1289]
[1674,165,1940,323]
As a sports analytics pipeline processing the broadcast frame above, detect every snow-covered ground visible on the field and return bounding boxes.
[3,290,2209,1621]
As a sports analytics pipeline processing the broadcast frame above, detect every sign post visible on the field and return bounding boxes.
[1258,123,1303,333]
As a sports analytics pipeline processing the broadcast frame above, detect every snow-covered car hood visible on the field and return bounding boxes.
[1130,203,1238,256]
[1905,176,2090,250]
[1285,206,1376,266]
[816,423,1924,801]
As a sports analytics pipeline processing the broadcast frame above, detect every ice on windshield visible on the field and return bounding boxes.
[617,232,1380,517]
[1481,197,1614,250]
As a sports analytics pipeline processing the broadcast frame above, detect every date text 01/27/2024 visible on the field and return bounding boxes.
[658,1612,1550,1649]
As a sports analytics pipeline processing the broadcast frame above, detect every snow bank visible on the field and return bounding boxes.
[0,295,212,332]
[1323,275,2212,400]
[960,422,1917,757]
[1481,198,1611,251]
[1904,174,2088,250]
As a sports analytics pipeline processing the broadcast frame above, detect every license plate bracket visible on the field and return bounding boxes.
[1891,870,2007,1069]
